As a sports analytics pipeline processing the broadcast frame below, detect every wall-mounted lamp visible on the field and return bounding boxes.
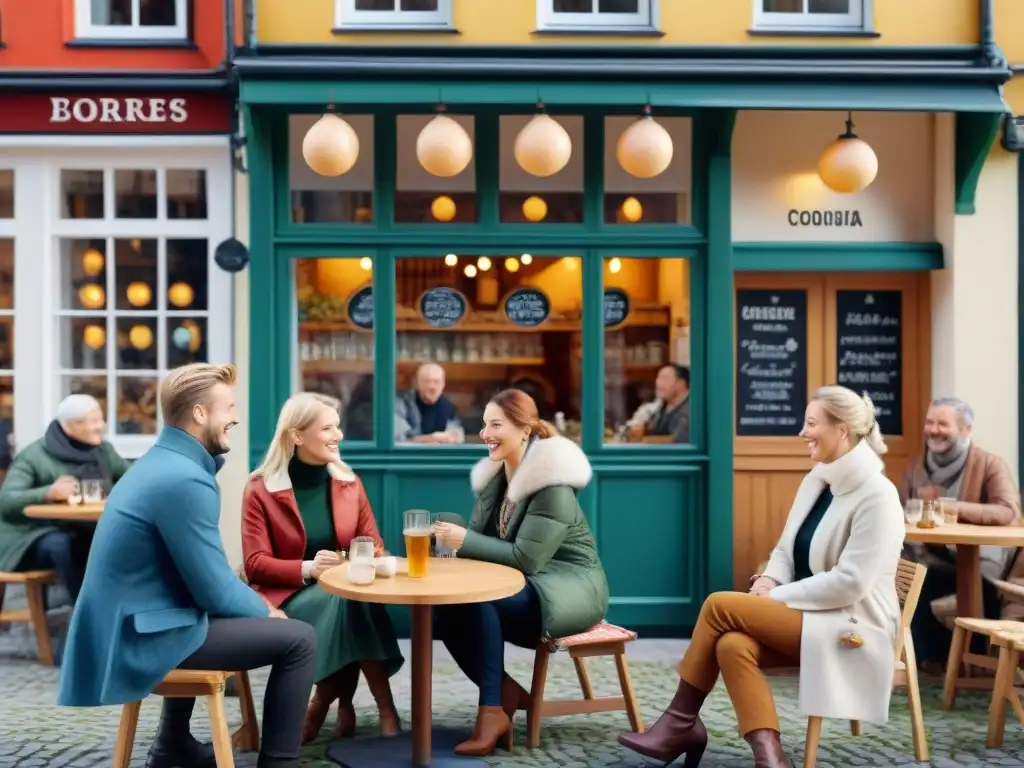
[817,112,878,194]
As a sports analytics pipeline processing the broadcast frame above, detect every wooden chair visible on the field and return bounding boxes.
[0,570,57,665]
[941,616,1024,708]
[983,628,1024,748]
[112,669,260,768]
[804,559,929,767]
[521,621,644,748]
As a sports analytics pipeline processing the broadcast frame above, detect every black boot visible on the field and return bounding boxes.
[617,679,708,766]
[745,729,794,768]
[145,734,216,768]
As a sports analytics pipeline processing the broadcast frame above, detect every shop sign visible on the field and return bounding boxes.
[603,289,630,328]
[418,287,467,328]
[0,93,232,134]
[347,286,374,330]
[788,209,863,227]
[503,287,550,328]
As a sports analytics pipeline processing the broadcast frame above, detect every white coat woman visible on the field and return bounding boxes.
[618,385,904,768]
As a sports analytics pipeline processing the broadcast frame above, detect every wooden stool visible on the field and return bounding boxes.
[984,629,1024,748]
[0,570,57,665]
[523,621,644,748]
[112,669,259,768]
[942,617,1024,708]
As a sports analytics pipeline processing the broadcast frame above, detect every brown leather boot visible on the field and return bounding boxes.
[454,706,513,756]
[744,729,794,768]
[303,664,359,743]
[333,664,361,739]
[501,674,530,722]
[361,661,401,737]
[617,679,708,766]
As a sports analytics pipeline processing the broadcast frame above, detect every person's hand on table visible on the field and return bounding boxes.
[268,607,288,619]
[749,575,778,596]
[915,485,944,502]
[46,476,79,502]
[432,522,466,551]
[310,549,341,580]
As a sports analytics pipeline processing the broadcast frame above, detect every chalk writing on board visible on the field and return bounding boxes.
[503,287,551,328]
[419,287,468,329]
[603,289,630,328]
[347,286,374,330]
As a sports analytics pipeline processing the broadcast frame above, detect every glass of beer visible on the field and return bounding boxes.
[404,509,431,578]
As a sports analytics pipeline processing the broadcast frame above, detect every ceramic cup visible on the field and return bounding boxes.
[374,556,397,578]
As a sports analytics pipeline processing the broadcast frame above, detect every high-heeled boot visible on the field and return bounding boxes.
[302,664,359,743]
[454,706,513,756]
[617,679,709,766]
[745,729,794,768]
[361,661,401,736]
[501,674,530,722]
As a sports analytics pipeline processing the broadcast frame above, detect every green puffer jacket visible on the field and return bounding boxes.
[457,435,609,640]
[0,437,131,571]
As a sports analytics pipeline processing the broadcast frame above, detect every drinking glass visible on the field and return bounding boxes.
[349,536,376,566]
[940,497,960,525]
[67,481,82,506]
[82,479,104,503]
[445,420,465,444]
[905,498,923,525]
[404,509,432,578]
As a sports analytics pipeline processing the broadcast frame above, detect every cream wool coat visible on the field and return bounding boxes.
[763,439,905,724]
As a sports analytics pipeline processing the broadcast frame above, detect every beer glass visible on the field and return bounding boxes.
[404,509,431,578]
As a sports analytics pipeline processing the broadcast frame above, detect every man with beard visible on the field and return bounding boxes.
[58,364,316,768]
[900,396,1020,665]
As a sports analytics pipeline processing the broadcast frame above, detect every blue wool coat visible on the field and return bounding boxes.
[58,427,269,707]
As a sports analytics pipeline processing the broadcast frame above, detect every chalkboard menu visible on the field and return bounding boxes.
[835,290,903,436]
[419,287,467,328]
[603,289,630,328]
[347,286,374,330]
[503,287,550,327]
[736,289,808,437]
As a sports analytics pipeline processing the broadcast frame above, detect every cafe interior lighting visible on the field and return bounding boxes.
[463,264,478,278]
[514,107,572,178]
[444,253,458,266]
[302,111,360,177]
[416,110,473,178]
[521,253,533,265]
[359,257,372,271]
[431,195,457,222]
[83,324,105,350]
[817,112,878,194]
[81,248,104,276]
[620,197,643,222]
[126,281,152,308]
[608,257,623,274]
[129,324,153,350]
[168,282,194,308]
[477,256,492,271]
[504,257,520,273]
[617,106,674,179]
[78,283,105,310]
[522,195,547,222]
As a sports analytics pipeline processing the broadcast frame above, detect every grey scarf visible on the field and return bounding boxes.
[924,438,970,491]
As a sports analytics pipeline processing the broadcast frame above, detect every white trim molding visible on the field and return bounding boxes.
[537,0,657,32]
[75,0,189,40]
[334,0,454,30]
[752,0,869,31]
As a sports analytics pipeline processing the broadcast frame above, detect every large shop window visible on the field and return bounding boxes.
[753,0,865,30]
[55,167,214,450]
[537,0,656,31]
[334,0,454,29]
[0,171,13,475]
[75,0,189,39]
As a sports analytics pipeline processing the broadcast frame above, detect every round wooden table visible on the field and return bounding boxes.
[319,558,525,767]
[24,503,104,522]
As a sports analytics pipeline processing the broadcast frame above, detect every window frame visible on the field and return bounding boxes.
[751,0,868,31]
[334,0,455,31]
[74,0,190,41]
[536,0,657,32]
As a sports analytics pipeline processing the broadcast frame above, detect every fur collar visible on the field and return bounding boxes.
[810,439,884,496]
[262,460,356,494]
[470,436,592,503]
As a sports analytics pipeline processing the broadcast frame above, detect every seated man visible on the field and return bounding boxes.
[58,364,316,768]
[0,395,130,604]
[395,362,463,444]
[628,364,691,444]
[900,397,1021,665]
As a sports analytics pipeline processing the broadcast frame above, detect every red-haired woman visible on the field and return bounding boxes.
[431,388,609,757]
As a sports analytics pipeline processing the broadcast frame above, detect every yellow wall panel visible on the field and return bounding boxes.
[995,0,1024,62]
[1005,77,1024,114]
[255,0,977,47]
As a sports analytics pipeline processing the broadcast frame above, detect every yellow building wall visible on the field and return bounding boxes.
[256,0,975,47]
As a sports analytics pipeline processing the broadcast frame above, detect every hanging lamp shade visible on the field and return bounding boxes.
[617,115,674,179]
[302,113,360,177]
[514,114,572,178]
[416,115,473,177]
[817,114,878,194]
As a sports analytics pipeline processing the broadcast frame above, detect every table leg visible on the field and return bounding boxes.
[410,604,433,767]
[956,545,983,618]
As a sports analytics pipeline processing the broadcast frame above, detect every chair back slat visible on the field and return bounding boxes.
[894,558,927,662]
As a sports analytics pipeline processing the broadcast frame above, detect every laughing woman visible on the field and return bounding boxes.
[431,388,609,757]
[242,393,404,742]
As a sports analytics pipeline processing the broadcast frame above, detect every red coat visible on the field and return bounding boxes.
[241,464,384,608]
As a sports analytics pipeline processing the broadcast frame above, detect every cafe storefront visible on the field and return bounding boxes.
[234,47,1010,635]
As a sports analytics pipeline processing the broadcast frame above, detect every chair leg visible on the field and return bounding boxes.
[207,689,236,768]
[24,580,53,666]
[231,671,260,752]
[527,646,550,749]
[613,649,644,734]
[112,701,142,768]
[986,645,1018,749]
[902,631,929,762]
[942,625,968,710]
[849,720,862,736]
[572,656,595,700]
[804,716,822,768]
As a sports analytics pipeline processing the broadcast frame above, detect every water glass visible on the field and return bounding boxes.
[67,481,82,506]
[905,499,923,525]
[81,479,103,503]
[349,536,376,566]
[940,497,960,524]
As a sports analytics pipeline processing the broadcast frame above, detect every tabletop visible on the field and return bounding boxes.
[319,558,525,606]
[24,503,104,522]
[904,521,1024,547]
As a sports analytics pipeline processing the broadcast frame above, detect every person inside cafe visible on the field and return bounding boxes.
[619,386,905,768]
[58,364,317,768]
[395,362,463,444]
[628,364,690,444]
[0,394,131,604]
[900,396,1021,664]
[242,391,403,743]
[431,388,608,757]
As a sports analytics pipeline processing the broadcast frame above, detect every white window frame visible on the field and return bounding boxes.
[334,0,454,30]
[1,140,232,459]
[537,0,656,32]
[75,0,189,40]
[752,0,867,31]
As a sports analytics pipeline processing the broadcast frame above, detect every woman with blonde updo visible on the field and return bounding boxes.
[619,386,904,768]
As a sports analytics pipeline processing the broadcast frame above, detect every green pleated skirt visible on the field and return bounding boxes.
[282,585,404,683]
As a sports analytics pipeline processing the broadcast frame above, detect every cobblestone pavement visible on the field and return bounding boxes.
[3,597,1024,766]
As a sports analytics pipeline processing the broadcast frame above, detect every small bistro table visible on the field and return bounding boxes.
[319,558,525,767]
[24,503,104,523]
